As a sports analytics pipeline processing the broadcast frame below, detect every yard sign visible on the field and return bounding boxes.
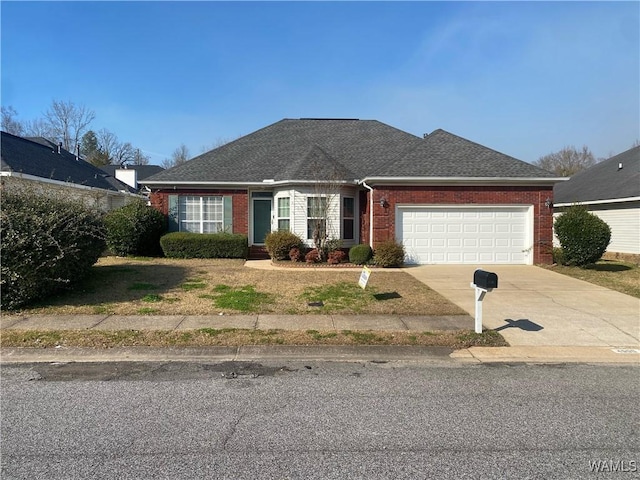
[358,266,371,289]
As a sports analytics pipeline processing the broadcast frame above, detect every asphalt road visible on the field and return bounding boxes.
[1,361,638,479]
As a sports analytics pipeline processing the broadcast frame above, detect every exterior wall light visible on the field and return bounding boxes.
[380,197,389,208]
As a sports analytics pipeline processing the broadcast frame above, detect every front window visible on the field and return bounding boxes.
[343,197,354,240]
[277,197,290,231]
[179,196,223,233]
[307,196,327,240]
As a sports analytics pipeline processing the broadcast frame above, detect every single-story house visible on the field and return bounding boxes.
[554,146,640,255]
[1,131,141,211]
[142,119,564,264]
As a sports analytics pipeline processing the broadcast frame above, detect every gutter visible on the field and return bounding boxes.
[359,180,375,249]
[360,176,568,186]
[554,196,640,207]
[140,179,356,188]
[1,171,142,197]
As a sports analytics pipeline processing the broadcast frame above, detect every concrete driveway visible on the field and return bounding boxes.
[405,265,640,348]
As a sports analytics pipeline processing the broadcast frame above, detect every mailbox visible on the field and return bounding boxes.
[473,269,498,290]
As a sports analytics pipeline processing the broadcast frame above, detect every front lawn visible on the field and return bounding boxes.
[10,257,467,316]
[541,260,640,298]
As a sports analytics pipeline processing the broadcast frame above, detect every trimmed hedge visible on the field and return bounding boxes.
[264,231,303,260]
[349,244,373,265]
[104,200,166,257]
[160,232,248,259]
[554,206,611,266]
[373,240,405,268]
[1,188,106,310]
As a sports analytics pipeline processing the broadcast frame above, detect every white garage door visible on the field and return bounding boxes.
[397,206,532,265]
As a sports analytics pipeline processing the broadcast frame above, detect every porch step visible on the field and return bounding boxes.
[248,246,270,260]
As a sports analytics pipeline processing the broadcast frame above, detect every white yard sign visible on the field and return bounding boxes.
[358,266,371,289]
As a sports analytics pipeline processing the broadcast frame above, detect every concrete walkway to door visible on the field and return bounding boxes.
[405,265,640,349]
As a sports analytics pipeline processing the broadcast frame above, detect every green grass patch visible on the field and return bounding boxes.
[207,285,275,312]
[301,282,375,312]
[142,294,163,303]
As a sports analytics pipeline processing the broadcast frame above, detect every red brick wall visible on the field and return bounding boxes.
[149,189,249,235]
[359,185,555,264]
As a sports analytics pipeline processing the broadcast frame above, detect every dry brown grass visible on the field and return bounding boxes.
[11,257,466,316]
[542,259,640,298]
[0,328,507,348]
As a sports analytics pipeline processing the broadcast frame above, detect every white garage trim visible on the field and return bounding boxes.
[396,204,534,265]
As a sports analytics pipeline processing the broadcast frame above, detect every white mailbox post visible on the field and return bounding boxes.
[470,269,498,334]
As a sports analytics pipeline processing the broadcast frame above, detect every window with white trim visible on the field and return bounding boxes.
[179,196,223,233]
[277,197,290,231]
[343,197,354,240]
[307,196,327,240]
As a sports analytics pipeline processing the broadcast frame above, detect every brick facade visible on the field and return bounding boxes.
[359,185,555,264]
[149,189,249,235]
[151,185,555,264]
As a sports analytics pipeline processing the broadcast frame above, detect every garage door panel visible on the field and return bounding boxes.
[398,206,531,265]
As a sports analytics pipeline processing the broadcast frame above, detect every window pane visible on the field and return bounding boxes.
[343,219,354,240]
[343,197,354,218]
[308,197,327,217]
[278,198,290,217]
[278,219,290,231]
[307,219,326,240]
[179,196,223,234]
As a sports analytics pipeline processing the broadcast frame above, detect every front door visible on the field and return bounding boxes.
[252,199,272,245]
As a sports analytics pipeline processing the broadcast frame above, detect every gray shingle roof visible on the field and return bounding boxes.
[143,119,559,185]
[554,146,640,204]
[376,129,558,178]
[1,131,135,193]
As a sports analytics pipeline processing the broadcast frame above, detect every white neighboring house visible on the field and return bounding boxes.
[1,132,142,211]
[553,146,640,255]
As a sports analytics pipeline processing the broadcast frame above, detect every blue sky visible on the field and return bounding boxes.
[2,1,638,166]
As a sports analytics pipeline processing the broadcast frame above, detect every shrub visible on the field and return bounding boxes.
[1,188,105,310]
[160,232,248,259]
[328,250,347,264]
[373,240,406,268]
[305,249,321,263]
[289,247,303,262]
[554,206,611,266]
[264,231,304,260]
[349,244,373,265]
[104,200,166,257]
[552,247,566,265]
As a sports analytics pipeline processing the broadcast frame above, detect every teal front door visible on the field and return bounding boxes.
[253,199,271,244]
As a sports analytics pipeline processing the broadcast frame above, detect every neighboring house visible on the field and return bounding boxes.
[554,146,640,255]
[142,118,564,265]
[100,164,164,192]
[1,131,141,211]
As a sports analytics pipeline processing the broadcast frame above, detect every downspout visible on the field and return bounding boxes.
[360,180,374,248]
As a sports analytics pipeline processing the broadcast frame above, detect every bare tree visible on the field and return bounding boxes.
[24,118,55,140]
[43,100,95,151]
[1,106,25,136]
[161,144,190,169]
[534,145,597,176]
[132,149,150,165]
[112,142,135,166]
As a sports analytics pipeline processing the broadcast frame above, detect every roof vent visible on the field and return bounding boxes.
[57,142,62,154]
[618,162,623,170]
[423,133,428,139]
